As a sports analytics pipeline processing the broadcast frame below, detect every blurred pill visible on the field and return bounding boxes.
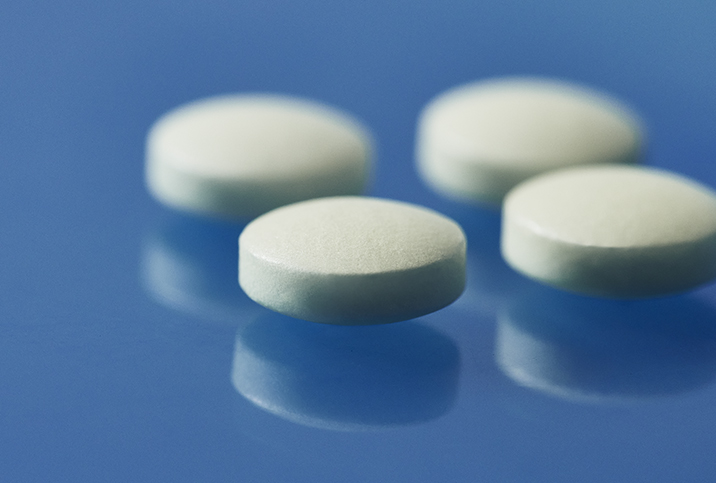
[501,165,716,298]
[416,77,642,205]
[146,94,372,219]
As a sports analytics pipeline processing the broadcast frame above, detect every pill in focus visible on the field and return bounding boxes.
[239,196,467,324]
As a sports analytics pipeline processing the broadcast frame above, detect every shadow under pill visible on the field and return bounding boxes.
[140,214,254,324]
[231,313,461,431]
[495,285,716,404]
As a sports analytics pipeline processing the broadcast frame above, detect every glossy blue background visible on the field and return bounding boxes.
[2,1,716,481]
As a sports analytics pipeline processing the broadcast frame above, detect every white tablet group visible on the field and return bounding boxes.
[146,78,716,324]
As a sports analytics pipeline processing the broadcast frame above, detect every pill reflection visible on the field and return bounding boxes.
[140,216,253,323]
[232,313,460,430]
[496,287,716,402]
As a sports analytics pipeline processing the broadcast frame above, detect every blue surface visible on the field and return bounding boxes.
[2,1,716,481]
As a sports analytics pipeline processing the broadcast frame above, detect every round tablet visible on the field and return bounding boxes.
[416,77,643,205]
[239,196,467,325]
[502,165,716,298]
[146,94,372,219]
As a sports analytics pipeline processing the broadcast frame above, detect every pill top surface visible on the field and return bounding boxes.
[146,94,371,218]
[501,165,716,298]
[507,166,716,247]
[239,196,467,324]
[241,197,464,275]
[417,77,643,204]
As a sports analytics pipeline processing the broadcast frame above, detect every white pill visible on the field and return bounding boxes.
[416,77,643,205]
[502,165,716,298]
[239,196,467,324]
[146,94,372,219]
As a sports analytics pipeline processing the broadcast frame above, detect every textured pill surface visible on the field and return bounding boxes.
[146,94,371,219]
[416,77,643,205]
[239,196,467,324]
[501,165,716,298]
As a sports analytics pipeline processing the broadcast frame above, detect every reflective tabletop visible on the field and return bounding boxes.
[2,1,716,481]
